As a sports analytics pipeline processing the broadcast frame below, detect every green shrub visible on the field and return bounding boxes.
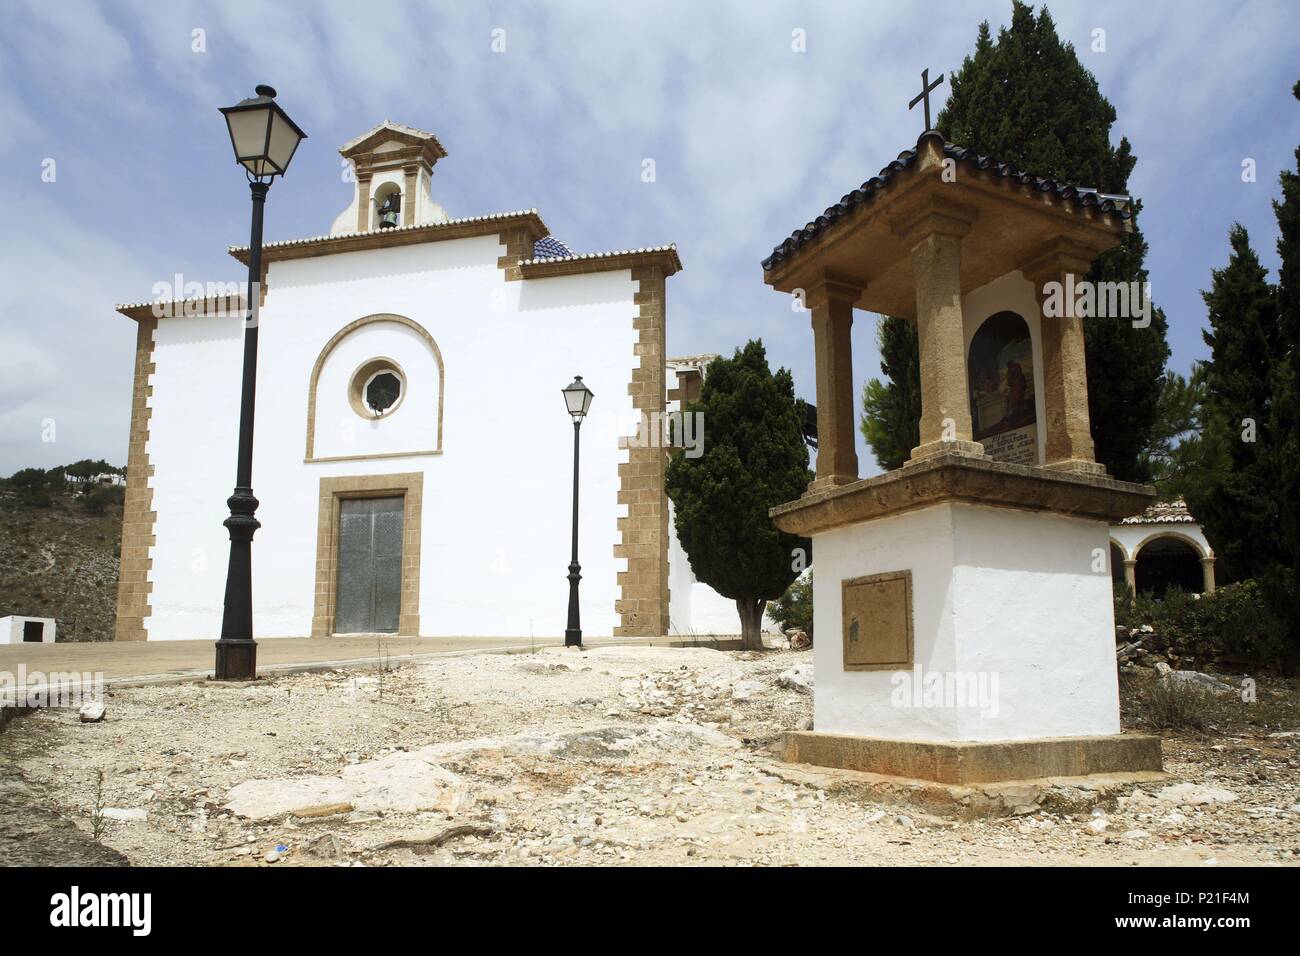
[82,485,124,515]
[16,486,51,509]
[768,571,813,640]
[1117,580,1288,669]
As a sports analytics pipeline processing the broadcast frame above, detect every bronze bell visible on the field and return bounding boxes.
[377,192,401,229]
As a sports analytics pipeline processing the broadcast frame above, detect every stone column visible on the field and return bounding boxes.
[806,274,863,492]
[898,203,984,463]
[1200,555,1216,594]
[356,174,373,232]
[1025,242,1104,475]
[403,166,419,226]
[1123,558,1137,600]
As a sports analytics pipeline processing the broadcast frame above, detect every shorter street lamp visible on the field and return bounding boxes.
[213,86,307,681]
[561,376,594,647]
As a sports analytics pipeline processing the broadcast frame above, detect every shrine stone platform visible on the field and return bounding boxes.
[779,730,1163,786]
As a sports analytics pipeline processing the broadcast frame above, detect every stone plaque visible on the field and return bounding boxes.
[841,570,913,671]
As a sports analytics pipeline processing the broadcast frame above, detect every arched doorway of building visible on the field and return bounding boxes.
[1109,541,1127,591]
[1134,535,1204,598]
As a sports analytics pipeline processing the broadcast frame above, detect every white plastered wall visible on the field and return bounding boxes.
[812,502,1120,742]
[143,234,637,640]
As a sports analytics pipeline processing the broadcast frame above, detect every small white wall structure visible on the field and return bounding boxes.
[1110,499,1216,595]
[812,503,1120,741]
[0,616,57,644]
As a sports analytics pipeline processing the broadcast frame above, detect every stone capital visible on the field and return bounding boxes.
[890,195,977,246]
[804,273,865,311]
[1020,237,1100,293]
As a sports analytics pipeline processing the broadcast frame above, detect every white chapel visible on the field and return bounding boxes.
[112,122,735,642]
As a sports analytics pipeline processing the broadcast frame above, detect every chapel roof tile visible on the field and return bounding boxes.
[1118,498,1197,525]
[761,132,1133,274]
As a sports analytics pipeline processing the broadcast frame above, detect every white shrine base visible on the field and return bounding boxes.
[811,501,1121,743]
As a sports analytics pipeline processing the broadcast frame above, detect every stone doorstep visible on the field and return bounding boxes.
[765,758,1168,821]
[778,730,1163,787]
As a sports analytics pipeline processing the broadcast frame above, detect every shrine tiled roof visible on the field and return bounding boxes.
[1118,499,1197,525]
[761,132,1133,273]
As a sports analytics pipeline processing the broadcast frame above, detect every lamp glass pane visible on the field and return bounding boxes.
[226,107,272,165]
[267,109,303,173]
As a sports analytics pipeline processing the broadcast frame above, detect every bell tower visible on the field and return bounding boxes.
[330,121,451,235]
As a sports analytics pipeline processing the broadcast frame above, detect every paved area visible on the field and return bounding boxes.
[0,634,741,687]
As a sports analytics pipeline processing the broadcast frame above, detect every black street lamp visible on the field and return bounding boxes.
[561,376,594,647]
[213,86,306,681]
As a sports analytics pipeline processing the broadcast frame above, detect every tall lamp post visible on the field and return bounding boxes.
[213,86,306,680]
[561,376,594,647]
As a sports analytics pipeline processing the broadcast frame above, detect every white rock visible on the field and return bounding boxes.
[1085,817,1109,834]
[264,850,281,863]
[1154,662,1173,677]
[1155,783,1238,806]
[776,664,814,695]
[225,752,469,820]
[102,807,148,822]
[730,680,764,701]
[1165,670,1236,695]
[864,810,887,824]
[78,701,106,723]
[1122,829,1150,841]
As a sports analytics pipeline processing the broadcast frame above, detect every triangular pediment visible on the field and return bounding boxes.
[339,121,447,162]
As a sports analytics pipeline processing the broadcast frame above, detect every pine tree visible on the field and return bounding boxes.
[665,341,813,648]
[862,2,1171,480]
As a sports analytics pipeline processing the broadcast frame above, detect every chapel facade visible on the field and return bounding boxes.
[112,122,733,642]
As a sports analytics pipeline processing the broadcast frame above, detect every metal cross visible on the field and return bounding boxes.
[909,68,945,132]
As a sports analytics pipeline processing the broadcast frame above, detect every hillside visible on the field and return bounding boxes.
[0,489,122,642]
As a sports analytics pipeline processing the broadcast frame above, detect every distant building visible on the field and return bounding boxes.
[1110,499,1216,597]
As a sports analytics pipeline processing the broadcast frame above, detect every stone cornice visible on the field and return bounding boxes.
[770,454,1154,536]
[518,245,682,279]
[227,211,549,267]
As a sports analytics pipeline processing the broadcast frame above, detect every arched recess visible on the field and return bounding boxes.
[1109,539,1128,589]
[967,310,1038,464]
[305,313,444,462]
[1133,531,1208,598]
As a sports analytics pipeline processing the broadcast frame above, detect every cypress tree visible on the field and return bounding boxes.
[860,316,921,471]
[1187,225,1281,584]
[665,341,813,649]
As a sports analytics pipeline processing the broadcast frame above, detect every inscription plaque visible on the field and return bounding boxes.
[841,570,913,670]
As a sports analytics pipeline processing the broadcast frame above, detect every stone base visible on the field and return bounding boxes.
[1044,458,1108,477]
[780,730,1162,785]
[906,438,987,464]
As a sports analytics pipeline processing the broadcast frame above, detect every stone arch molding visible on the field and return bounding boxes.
[305,313,444,462]
[1133,530,1211,560]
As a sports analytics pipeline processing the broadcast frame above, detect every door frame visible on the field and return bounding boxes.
[311,473,423,637]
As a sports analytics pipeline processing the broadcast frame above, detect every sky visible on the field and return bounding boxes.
[1,0,1296,477]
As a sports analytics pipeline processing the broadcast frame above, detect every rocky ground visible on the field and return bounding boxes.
[1,644,1298,867]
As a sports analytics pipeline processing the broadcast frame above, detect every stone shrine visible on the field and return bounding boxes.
[764,128,1162,783]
